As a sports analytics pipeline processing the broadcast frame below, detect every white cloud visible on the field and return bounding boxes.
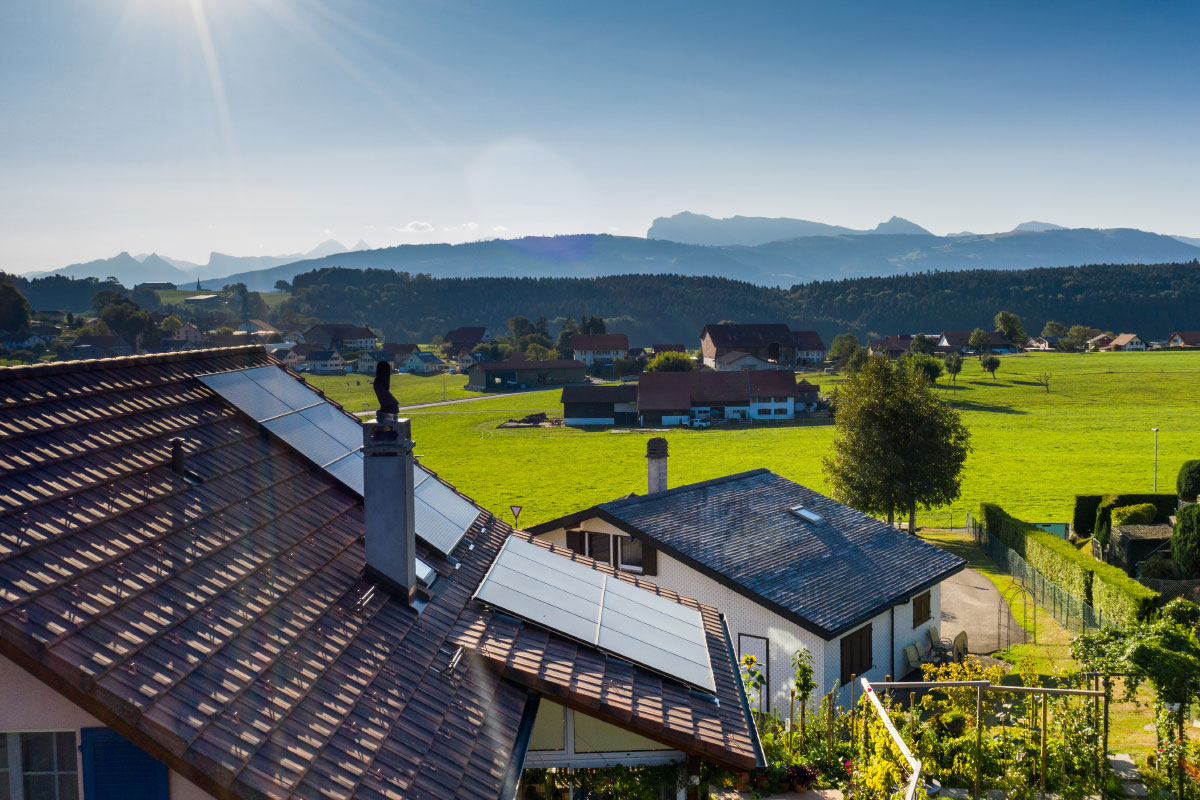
[492,225,508,233]
[396,220,434,233]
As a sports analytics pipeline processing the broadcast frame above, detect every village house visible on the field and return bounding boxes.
[1104,333,1147,352]
[1167,331,1200,348]
[637,370,817,425]
[70,335,133,359]
[262,341,299,369]
[405,350,445,374]
[163,322,202,348]
[455,348,491,372]
[236,319,280,339]
[700,323,826,369]
[1087,334,1115,351]
[443,326,490,352]
[0,348,761,800]
[356,349,395,374]
[301,323,378,350]
[528,441,965,710]
[1025,336,1060,351]
[466,358,587,390]
[569,332,630,365]
[380,342,419,360]
[305,349,347,374]
[936,330,1018,354]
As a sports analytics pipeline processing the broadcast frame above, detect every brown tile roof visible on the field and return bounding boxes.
[444,327,488,345]
[638,371,804,410]
[1169,331,1200,346]
[652,344,685,353]
[1109,333,1142,347]
[0,346,758,800]
[381,343,419,357]
[701,324,793,349]
[569,333,629,351]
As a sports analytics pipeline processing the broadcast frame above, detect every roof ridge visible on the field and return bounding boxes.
[601,468,773,509]
[0,345,269,378]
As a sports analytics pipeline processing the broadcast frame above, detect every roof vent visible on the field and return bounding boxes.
[788,505,825,525]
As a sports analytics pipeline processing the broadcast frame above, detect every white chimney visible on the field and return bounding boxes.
[363,417,417,601]
[647,437,668,494]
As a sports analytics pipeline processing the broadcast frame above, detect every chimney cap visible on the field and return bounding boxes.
[646,437,668,459]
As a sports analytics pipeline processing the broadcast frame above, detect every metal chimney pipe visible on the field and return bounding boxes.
[169,437,186,477]
[362,417,417,602]
[646,437,668,494]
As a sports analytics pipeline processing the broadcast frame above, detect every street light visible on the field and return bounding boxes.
[1152,427,1159,491]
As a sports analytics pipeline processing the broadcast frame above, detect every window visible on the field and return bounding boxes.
[573,532,644,573]
[840,624,872,686]
[1,731,79,800]
[912,591,931,627]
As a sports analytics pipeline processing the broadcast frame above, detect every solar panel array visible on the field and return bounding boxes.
[199,366,480,556]
[475,537,716,692]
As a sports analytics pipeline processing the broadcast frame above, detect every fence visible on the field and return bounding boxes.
[967,512,1112,634]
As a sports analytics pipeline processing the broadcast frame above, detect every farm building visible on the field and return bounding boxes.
[1087,334,1115,351]
[528,442,965,711]
[0,348,761,800]
[936,330,1018,354]
[636,370,818,426]
[569,333,630,365]
[561,383,639,425]
[443,326,490,351]
[700,323,825,368]
[466,358,587,390]
[301,323,377,350]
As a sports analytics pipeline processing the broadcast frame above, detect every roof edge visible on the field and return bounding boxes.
[0,345,269,378]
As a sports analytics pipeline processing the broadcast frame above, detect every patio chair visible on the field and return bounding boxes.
[926,625,953,657]
[902,645,923,678]
[951,631,969,663]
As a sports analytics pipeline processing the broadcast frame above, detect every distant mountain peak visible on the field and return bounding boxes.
[351,240,371,251]
[869,216,932,235]
[1012,221,1068,232]
[305,239,349,259]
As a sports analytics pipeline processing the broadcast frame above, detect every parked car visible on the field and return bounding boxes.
[683,418,710,429]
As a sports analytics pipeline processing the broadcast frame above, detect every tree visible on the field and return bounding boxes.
[1174,504,1200,578]
[908,333,935,355]
[555,317,579,359]
[506,316,534,341]
[944,352,963,384]
[0,280,33,334]
[91,289,123,314]
[274,279,292,293]
[829,333,859,362]
[905,352,943,385]
[994,310,1027,348]
[1034,372,1051,393]
[525,342,556,361]
[981,355,1000,379]
[1176,460,1200,502]
[534,315,551,338]
[160,315,183,333]
[1041,320,1067,338]
[1058,324,1098,352]
[823,354,971,531]
[844,347,869,374]
[579,315,607,335]
[968,328,991,354]
[645,351,694,372]
[99,297,149,349]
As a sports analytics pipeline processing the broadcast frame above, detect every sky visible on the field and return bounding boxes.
[2,0,1199,272]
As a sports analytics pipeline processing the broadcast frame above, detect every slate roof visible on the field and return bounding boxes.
[533,470,964,639]
[569,333,629,351]
[0,346,758,800]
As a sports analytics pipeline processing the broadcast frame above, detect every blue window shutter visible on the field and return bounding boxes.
[79,728,168,800]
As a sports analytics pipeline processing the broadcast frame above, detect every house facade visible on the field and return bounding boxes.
[0,349,761,800]
[405,350,444,374]
[637,370,817,426]
[466,359,587,390]
[302,323,377,350]
[700,324,825,369]
[306,349,346,373]
[569,333,630,365]
[529,457,964,710]
[164,322,202,347]
[1168,331,1200,348]
[1106,333,1147,351]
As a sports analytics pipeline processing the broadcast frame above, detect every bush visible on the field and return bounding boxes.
[1111,503,1157,526]
[1140,554,1182,580]
[1092,493,1177,543]
[1072,495,1103,537]
[1092,565,1160,624]
[1173,504,1200,578]
[1177,460,1200,502]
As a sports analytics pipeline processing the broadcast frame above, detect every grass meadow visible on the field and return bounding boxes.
[304,371,477,410]
[311,350,1200,528]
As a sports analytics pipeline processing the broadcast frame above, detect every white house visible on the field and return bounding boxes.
[306,349,346,374]
[357,349,395,374]
[528,443,965,710]
[711,351,776,372]
[164,322,202,347]
[636,370,818,426]
[569,333,630,365]
[1106,333,1146,351]
[406,350,444,373]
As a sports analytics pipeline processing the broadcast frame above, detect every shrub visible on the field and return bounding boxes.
[1092,566,1160,625]
[1111,503,1157,526]
[1140,554,1182,580]
[1177,460,1200,502]
[1173,504,1200,579]
[1093,493,1177,544]
[1072,495,1103,537]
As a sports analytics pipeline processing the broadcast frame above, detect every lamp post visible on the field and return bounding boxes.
[1152,427,1159,491]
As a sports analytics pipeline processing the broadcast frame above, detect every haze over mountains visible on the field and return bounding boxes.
[18,215,1200,291]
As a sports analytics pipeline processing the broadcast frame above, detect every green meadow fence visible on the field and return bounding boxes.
[967,513,1112,634]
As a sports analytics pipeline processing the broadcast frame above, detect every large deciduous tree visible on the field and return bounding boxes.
[823,354,971,531]
[645,351,694,372]
[0,279,33,334]
[1042,320,1067,338]
[829,333,859,362]
[968,328,991,354]
[994,310,1027,348]
[944,352,963,384]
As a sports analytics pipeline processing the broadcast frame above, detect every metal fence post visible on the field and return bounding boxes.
[975,685,983,800]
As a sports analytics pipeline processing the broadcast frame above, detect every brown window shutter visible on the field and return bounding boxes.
[565,529,584,554]
[641,543,657,576]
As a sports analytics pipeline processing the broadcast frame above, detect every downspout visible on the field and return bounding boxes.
[890,605,896,679]
[498,692,542,800]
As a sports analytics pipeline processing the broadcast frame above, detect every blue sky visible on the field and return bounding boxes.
[2,0,1198,270]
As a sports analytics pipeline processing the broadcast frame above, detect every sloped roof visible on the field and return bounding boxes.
[445,327,488,344]
[1110,333,1142,346]
[701,324,792,349]
[569,333,629,351]
[413,351,443,363]
[560,384,638,404]
[1171,331,1200,345]
[791,330,825,350]
[306,349,339,360]
[638,371,804,410]
[0,347,759,800]
[532,470,964,639]
[381,343,419,356]
[471,359,585,372]
[652,344,685,353]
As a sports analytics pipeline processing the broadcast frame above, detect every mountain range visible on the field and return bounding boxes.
[16,217,1200,291]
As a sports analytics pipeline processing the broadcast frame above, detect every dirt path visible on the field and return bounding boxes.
[940,568,1025,654]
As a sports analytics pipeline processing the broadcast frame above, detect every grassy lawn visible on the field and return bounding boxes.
[921,528,1158,759]
[382,350,1200,528]
[303,371,480,410]
[154,288,287,311]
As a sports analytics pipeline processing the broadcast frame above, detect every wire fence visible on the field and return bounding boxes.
[967,513,1111,634]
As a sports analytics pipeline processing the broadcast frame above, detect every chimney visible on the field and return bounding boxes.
[362,417,417,602]
[646,437,668,494]
[170,437,186,477]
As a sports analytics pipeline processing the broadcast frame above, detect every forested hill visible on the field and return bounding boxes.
[289,261,1200,344]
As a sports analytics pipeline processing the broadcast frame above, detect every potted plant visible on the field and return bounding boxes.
[785,764,819,792]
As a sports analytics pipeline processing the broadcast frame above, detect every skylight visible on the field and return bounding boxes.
[788,505,825,524]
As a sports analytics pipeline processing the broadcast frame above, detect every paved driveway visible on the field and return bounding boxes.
[939,568,1024,655]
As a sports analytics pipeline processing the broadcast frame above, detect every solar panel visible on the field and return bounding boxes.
[475,537,716,692]
[201,366,481,557]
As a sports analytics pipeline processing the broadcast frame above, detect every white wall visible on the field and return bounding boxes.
[0,655,216,800]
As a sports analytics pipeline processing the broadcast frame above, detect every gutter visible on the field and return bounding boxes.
[498,691,542,800]
[720,613,767,769]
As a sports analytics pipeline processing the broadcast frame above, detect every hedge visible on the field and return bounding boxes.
[1072,495,1104,537]
[1111,503,1157,526]
[1073,493,1177,541]
[979,502,1159,625]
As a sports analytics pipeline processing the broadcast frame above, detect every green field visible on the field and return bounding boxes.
[303,371,478,411]
[368,350,1200,528]
[153,289,288,311]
